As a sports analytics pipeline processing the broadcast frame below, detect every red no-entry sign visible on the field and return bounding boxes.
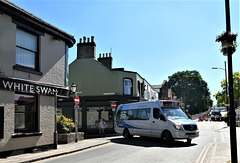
[74,96,80,105]
[111,102,117,109]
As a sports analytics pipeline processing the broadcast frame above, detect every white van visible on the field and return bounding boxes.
[114,100,199,144]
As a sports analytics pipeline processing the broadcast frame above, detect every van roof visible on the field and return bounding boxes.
[211,110,220,112]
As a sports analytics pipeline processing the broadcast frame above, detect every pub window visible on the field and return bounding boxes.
[14,94,38,132]
[124,78,132,95]
[16,28,38,69]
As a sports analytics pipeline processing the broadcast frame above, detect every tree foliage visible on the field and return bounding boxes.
[214,72,240,108]
[168,70,213,114]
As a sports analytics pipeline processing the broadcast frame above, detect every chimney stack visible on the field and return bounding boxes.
[97,52,113,70]
[77,36,96,59]
[91,36,94,43]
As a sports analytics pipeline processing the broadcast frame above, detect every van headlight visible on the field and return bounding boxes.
[174,124,183,130]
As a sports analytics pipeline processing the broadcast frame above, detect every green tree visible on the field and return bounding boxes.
[214,72,240,108]
[168,70,213,114]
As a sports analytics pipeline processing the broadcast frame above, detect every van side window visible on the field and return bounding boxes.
[128,110,137,120]
[137,108,151,120]
[116,108,151,120]
[153,108,160,119]
[153,108,164,120]
[117,110,128,120]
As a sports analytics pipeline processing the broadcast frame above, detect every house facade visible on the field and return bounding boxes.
[58,36,158,134]
[152,80,172,100]
[0,0,75,154]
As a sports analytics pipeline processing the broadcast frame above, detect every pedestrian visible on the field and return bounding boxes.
[99,118,106,137]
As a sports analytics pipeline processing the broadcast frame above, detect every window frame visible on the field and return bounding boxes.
[14,93,39,133]
[12,20,43,75]
[16,28,39,68]
[123,78,133,95]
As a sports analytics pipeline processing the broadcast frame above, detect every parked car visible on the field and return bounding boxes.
[198,113,208,121]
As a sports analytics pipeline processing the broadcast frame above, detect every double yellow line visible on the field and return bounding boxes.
[196,143,215,163]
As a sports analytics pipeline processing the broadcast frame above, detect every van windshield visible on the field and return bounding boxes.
[211,111,220,115]
[162,107,188,120]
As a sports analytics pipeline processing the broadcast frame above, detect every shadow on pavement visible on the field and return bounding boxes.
[110,136,197,148]
[84,133,119,139]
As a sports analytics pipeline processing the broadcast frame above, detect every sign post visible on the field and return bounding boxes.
[74,96,80,105]
[111,102,117,111]
[74,96,80,143]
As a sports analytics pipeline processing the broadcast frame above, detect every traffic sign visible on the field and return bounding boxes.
[111,102,117,109]
[74,105,79,110]
[74,96,80,105]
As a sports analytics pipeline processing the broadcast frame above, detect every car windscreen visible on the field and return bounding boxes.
[162,107,188,120]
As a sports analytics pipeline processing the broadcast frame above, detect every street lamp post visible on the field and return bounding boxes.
[225,1,238,162]
[70,83,82,143]
[70,83,78,143]
[70,83,77,94]
[215,0,238,162]
[212,61,228,112]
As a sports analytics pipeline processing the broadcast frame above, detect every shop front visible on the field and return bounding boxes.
[0,76,69,154]
[58,95,141,135]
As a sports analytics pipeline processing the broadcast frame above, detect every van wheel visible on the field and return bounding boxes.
[187,139,192,145]
[123,129,132,139]
[161,130,173,143]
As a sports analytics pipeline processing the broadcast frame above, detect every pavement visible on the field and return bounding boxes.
[0,136,112,163]
[209,127,239,163]
[0,127,239,163]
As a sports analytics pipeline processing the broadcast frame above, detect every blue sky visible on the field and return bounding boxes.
[10,0,239,105]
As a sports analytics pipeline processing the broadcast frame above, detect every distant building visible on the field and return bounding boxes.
[152,80,172,100]
[58,36,158,134]
[0,0,75,155]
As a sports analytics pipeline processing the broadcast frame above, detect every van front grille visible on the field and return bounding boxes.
[183,125,197,131]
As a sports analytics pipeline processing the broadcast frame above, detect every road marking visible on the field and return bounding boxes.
[210,143,218,163]
[196,143,214,163]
